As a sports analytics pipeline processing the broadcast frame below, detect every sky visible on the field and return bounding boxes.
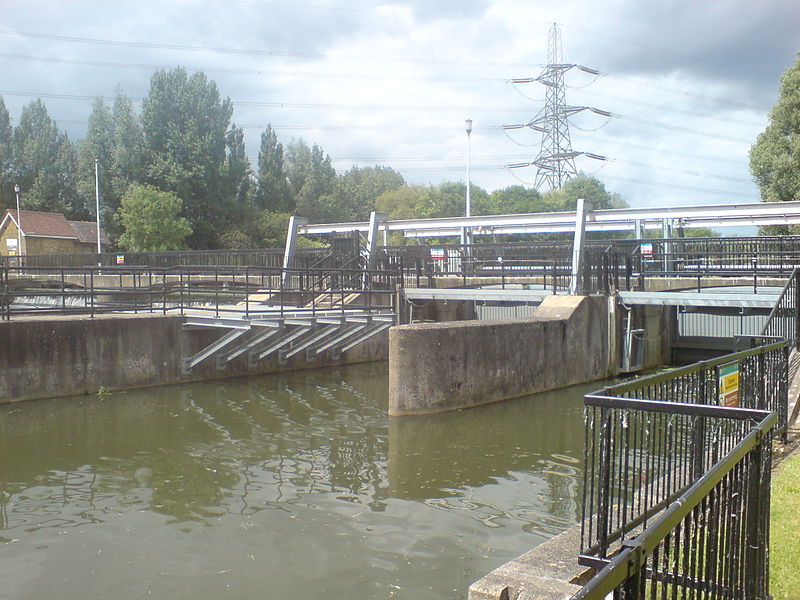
[1,0,799,215]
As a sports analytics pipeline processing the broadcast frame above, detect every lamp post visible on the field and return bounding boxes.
[463,118,473,261]
[94,159,102,256]
[465,118,472,220]
[14,184,21,260]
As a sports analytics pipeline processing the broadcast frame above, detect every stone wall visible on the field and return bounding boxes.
[388,295,613,416]
[0,314,388,403]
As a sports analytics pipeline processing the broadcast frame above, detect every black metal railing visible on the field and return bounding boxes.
[0,247,333,269]
[575,340,788,599]
[760,267,800,347]
[575,407,774,600]
[6,235,800,292]
[0,263,401,321]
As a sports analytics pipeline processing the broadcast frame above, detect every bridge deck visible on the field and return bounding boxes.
[403,286,781,309]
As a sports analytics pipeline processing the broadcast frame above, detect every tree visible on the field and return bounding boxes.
[0,97,13,210]
[117,184,192,251]
[141,68,234,248]
[549,174,626,211]
[417,182,489,218]
[254,125,291,212]
[220,124,253,222]
[110,91,145,202]
[375,185,425,219]
[334,165,405,220]
[750,55,800,233]
[285,139,338,222]
[77,98,114,225]
[483,185,548,214]
[12,99,80,217]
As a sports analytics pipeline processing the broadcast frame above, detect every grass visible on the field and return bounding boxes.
[771,450,800,600]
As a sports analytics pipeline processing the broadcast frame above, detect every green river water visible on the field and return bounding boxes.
[0,362,590,600]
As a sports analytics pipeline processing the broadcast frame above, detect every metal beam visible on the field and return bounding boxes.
[282,215,308,285]
[183,327,250,374]
[280,323,342,361]
[569,198,590,295]
[216,327,282,368]
[338,321,393,353]
[295,200,800,238]
[403,287,778,309]
[403,287,552,302]
[618,291,779,309]
[365,211,387,271]
[249,324,311,364]
[311,323,367,356]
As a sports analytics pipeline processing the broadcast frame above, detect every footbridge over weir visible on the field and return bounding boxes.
[4,200,800,403]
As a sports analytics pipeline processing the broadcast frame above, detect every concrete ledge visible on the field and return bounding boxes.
[388,295,611,416]
[0,313,387,403]
[469,524,590,600]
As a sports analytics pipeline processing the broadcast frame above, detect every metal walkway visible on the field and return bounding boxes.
[180,306,395,374]
[402,286,781,309]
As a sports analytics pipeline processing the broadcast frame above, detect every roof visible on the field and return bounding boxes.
[68,220,110,245]
[1,209,108,244]
[3,209,75,238]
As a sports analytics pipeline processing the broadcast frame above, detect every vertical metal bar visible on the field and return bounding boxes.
[598,407,612,558]
[569,198,591,295]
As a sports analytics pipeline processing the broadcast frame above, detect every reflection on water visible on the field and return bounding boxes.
[0,363,592,600]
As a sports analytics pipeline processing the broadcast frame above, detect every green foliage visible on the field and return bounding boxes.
[285,139,338,222]
[77,98,114,223]
[12,99,81,217]
[255,125,291,213]
[257,211,293,248]
[0,97,12,210]
[751,56,800,204]
[218,228,257,250]
[334,165,405,220]
[255,210,325,248]
[481,185,547,214]
[110,92,145,205]
[375,185,426,219]
[548,174,626,211]
[117,184,192,251]
[681,227,719,238]
[770,451,800,599]
[751,55,800,233]
[141,68,235,248]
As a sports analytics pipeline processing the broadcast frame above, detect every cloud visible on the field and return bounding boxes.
[0,0,796,219]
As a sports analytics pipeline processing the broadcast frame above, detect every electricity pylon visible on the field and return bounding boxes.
[505,23,609,191]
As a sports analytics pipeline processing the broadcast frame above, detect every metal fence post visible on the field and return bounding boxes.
[795,272,800,348]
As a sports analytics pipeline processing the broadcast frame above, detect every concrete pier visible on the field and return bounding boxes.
[388,295,615,416]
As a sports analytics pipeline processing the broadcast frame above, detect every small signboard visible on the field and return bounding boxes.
[430,248,445,261]
[640,243,653,256]
[116,254,125,265]
[719,362,740,407]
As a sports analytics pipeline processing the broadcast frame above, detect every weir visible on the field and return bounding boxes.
[3,206,800,600]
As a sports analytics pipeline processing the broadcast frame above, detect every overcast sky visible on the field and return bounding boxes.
[1,0,799,215]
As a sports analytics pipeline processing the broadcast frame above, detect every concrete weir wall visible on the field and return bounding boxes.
[388,295,614,416]
[0,314,388,403]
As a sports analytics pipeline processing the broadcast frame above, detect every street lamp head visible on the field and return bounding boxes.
[465,118,472,135]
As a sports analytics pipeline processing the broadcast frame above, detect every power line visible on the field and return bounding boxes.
[0,89,527,113]
[0,52,507,85]
[0,28,542,69]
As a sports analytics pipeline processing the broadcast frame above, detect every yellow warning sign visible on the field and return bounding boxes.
[719,362,739,407]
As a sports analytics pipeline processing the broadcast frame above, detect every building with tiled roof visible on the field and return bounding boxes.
[0,209,109,257]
